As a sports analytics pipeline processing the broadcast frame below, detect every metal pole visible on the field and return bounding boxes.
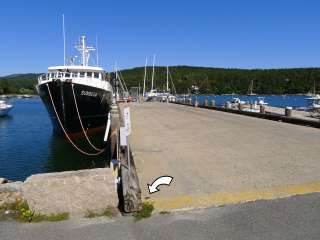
[184,76,188,103]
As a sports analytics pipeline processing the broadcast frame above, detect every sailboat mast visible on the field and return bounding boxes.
[151,54,155,90]
[143,58,147,97]
[167,66,169,92]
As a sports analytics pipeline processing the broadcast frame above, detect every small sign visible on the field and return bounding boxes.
[124,107,131,136]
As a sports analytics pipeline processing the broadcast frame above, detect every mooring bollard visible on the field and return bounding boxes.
[211,100,215,107]
[238,102,243,111]
[188,98,192,104]
[285,106,292,117]
[203,100,208,106]
[225,101,230,109]
[260,104,265,114]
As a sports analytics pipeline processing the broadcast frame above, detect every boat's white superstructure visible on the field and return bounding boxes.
[258,97,268,105]
[38,35,112,93]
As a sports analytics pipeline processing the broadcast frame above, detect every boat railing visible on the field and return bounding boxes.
[38,72,112,91]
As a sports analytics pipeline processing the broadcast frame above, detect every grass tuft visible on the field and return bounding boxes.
[159,211,170,215]
[133,201,155,222]
[101,207,118,218]
[84,207,118,219]
[84,209,101,219]
[0,199,69,223]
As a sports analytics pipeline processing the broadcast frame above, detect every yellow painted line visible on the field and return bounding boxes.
[144,182,320,211]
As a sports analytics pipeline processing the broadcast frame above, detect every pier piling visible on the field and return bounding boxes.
[238,102,244,111]
[260,104,265,114]
[225,101,230,109]
[285,107,292,117]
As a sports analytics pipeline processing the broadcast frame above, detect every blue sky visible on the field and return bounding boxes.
[1,0,320,76]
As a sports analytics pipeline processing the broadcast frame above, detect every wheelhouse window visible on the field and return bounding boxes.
[65,73,71,78]
[50,73,54,78]
[94,72,99,79]
[87,72,93,78]
[80,72,85,77]
[72,73,78,78]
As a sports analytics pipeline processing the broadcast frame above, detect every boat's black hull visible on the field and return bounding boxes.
[37,80,112,137]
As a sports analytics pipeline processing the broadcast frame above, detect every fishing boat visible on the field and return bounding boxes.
[37,34,113,137]
[0,100,13,116]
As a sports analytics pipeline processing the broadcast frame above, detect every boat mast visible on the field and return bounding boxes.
[63,14,66,66]
[143,58,147,97]
[167,66,169,92]
[75,34,95,67]
[151,54,155,91]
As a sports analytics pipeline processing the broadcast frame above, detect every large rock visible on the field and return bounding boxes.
[24,168,118,215]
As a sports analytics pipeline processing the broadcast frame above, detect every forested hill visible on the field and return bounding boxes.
[0,73,41,94]
[119,66,320,95]
[1,67,320,95]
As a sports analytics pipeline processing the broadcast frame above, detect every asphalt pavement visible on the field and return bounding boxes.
[1,192,320,240]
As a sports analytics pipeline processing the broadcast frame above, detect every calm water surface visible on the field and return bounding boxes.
[0,98,110,181]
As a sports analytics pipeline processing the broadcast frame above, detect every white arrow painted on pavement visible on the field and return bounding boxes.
[147,176,173,194]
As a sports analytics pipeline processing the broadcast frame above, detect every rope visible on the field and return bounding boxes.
[46,83,115,156]
[71,84,103,151]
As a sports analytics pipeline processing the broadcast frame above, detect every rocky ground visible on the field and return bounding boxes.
[0,177,24,207]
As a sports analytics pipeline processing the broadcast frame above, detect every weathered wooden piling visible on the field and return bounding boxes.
[238,102,244,111]
[211,100,215,107]
[285,107,292,117]
[203,99,208,106]
[225,101,230,109]
[118,107,142,213]
[188,98,192,104]
[260,104,265,114]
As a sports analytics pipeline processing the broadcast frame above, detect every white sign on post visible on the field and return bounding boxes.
[124,107,131,136]
[124,107,131,170]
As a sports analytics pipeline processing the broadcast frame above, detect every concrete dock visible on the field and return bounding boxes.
[120,102,320,211]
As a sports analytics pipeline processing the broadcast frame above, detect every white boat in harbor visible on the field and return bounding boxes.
[296,96,320,111]
[0,100,13,116]
[247,79,258,96]
[258,97,268,105]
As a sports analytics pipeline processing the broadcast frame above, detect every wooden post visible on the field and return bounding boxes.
[225,101,230,109]
[118,106,142,213]
[238,102,243,111]
[203,100,208,106]
[260,104,265,114]
[285,107,292,117]
[211,100,215,107]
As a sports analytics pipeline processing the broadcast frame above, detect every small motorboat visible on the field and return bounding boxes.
[0,100,13,116]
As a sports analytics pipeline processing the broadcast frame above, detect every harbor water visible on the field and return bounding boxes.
[0,98,110,182]
[0,95,311,181]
